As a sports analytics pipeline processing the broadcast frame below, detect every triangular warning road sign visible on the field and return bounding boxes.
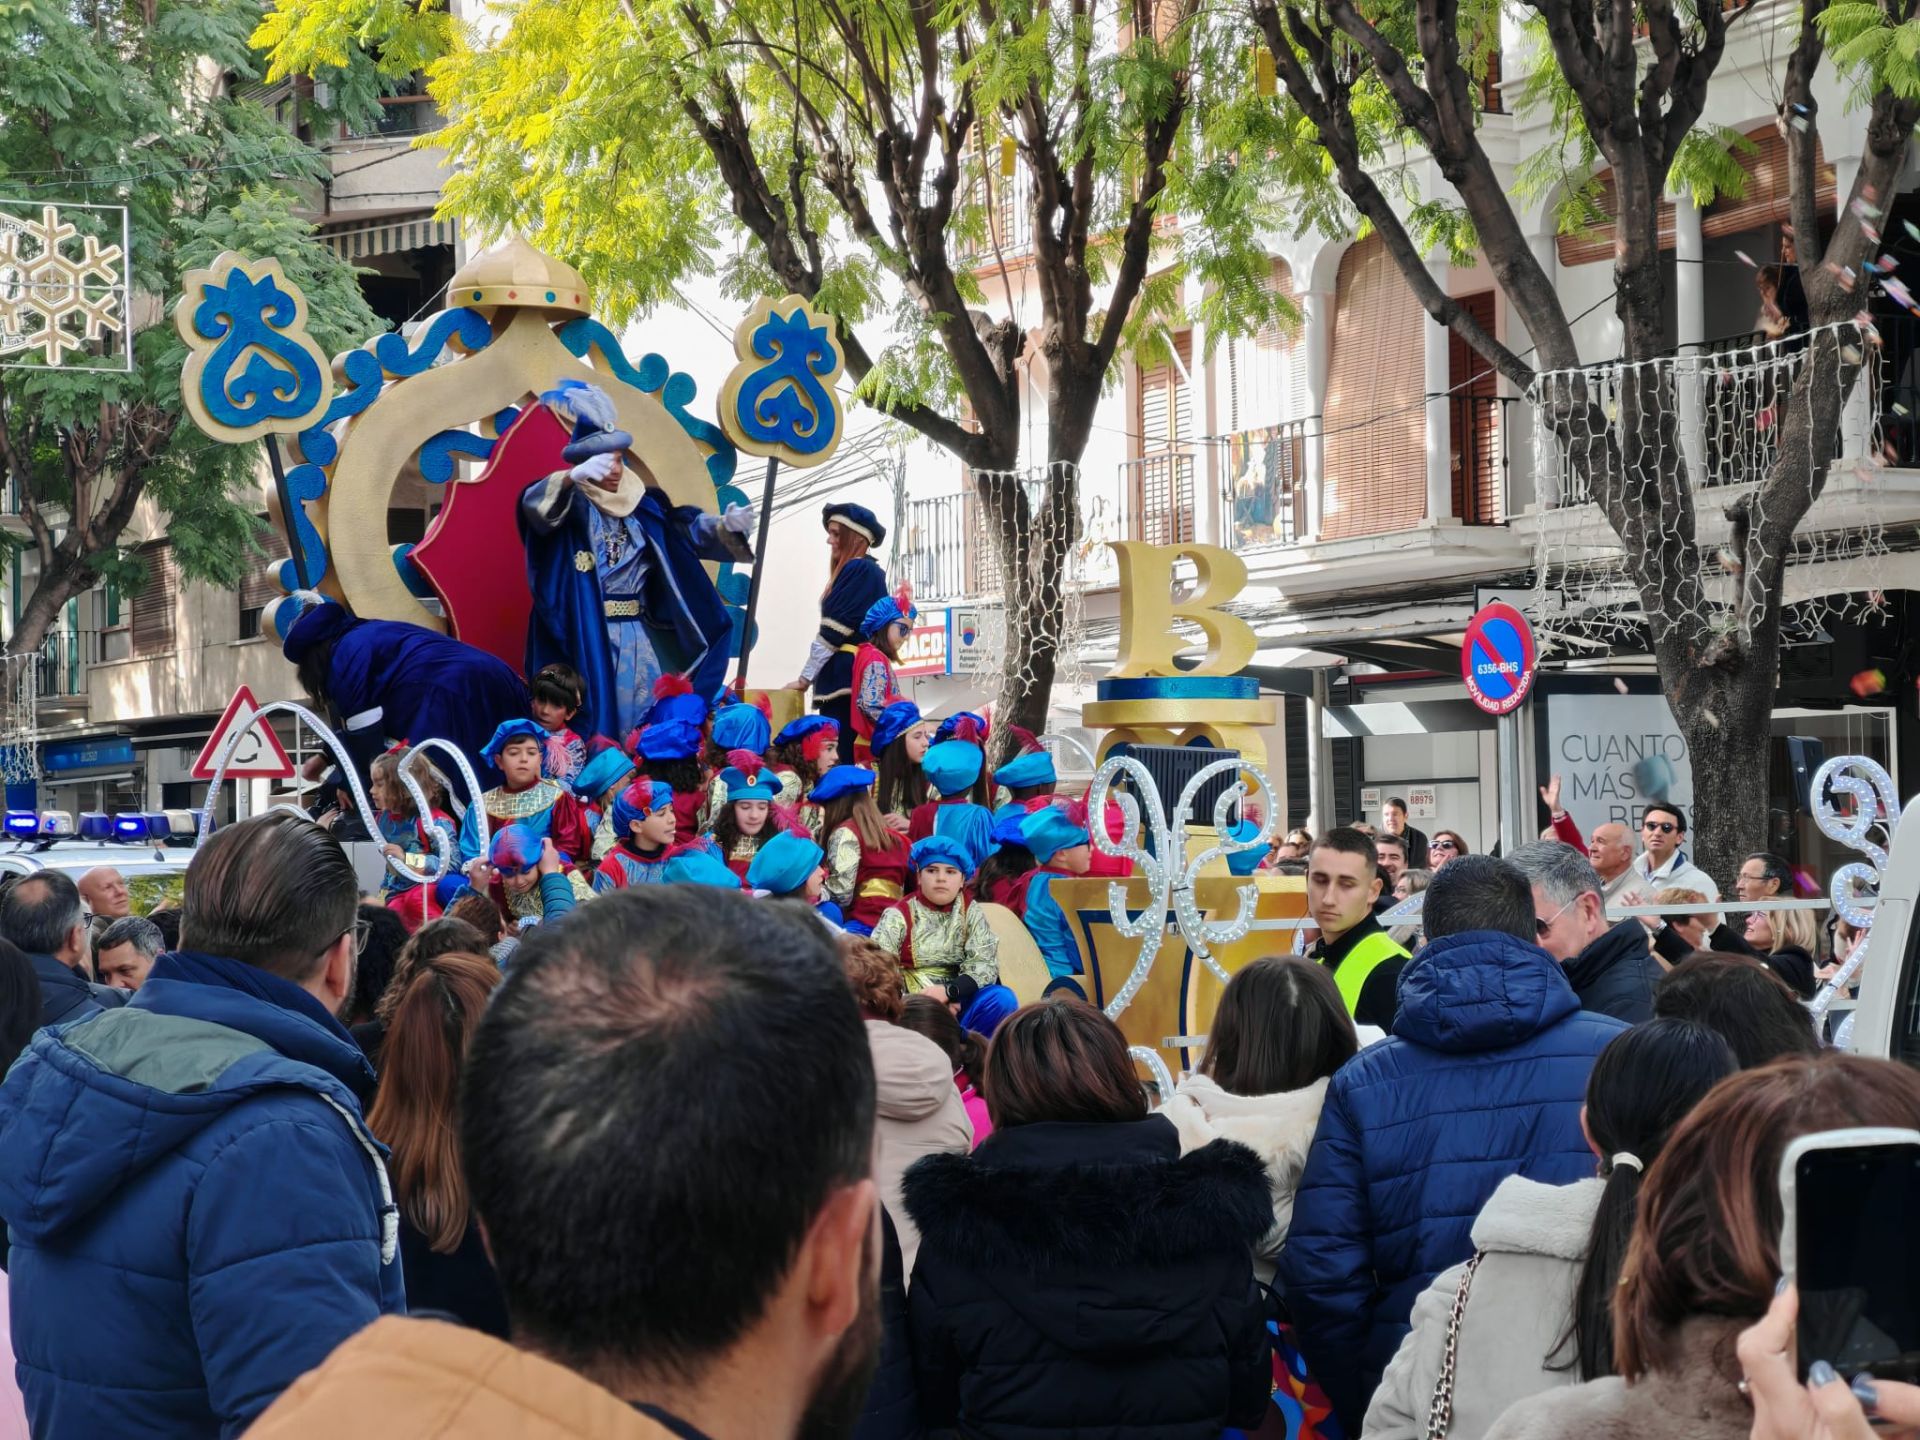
[192,685,296,781]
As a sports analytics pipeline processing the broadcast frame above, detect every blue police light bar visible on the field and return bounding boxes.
[78,813,111,841]
[112,813,150,842]
[4,811,38,837]
[39,812,73,838]
[142,813,171,841]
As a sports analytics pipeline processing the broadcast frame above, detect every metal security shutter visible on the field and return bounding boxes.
[1284,694,1311,831]
[1703,127,1837,239]
[131,541,177,660]
[1323,235,1426,538]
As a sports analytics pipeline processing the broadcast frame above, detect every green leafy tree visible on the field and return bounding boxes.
[1247,0,1918,878]
[256,0,1293,734]
[0,0,380,659]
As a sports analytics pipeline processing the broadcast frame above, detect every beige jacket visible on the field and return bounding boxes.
[1158,1073,1327,1284]
[868,1018,973,1280]
[1481,1317,1752,1440]
[245,1316,680,1439]
[1364,1174,1601,1439]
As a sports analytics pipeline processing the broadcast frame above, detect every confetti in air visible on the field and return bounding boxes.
[1850,669,1888,699]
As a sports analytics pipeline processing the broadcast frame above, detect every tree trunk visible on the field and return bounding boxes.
[1662,650,1775,893]
[5,563,85,658]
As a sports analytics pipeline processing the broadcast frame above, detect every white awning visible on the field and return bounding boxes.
[321,214,457,261]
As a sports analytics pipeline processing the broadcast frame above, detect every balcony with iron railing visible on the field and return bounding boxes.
[1117,451,1198,548]
[899,493,1004,602]
[1221,422,1308,549]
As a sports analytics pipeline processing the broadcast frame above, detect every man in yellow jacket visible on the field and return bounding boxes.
[247,888,886,1440]
[1307,827,1412,1030]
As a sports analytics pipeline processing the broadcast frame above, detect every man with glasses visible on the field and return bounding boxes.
[1630,802,1719,902]
[0,812,403,1440]
[1509,839,1662,1022]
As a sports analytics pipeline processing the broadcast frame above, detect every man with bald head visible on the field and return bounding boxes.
[78,867,130,922]
[1586,822,1639,905]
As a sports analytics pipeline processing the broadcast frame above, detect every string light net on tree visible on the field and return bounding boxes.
[1527,320,1890,652]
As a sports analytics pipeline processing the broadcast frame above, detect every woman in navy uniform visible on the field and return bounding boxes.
[786,503,889,739]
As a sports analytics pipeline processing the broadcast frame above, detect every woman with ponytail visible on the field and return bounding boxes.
[1364,1019,1737,1439]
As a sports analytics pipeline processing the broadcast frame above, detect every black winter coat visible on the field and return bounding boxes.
[854,1208,921,1440]
[903,1115,1272,1440]
[1565,919,1662,1023]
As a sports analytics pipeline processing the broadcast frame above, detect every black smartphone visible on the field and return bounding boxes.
[1780,1127,1920,1383]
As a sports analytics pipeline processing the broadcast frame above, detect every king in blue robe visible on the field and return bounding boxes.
[520,382,752,740]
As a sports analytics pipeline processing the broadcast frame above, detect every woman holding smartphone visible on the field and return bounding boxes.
[1485,1054,1920,1440]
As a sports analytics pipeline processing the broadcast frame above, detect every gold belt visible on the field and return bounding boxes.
[604,599,642,619]
[858,878,904,900]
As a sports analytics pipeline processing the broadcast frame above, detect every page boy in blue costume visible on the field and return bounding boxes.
[1018,804,1095,979]
[520,379,755,736]
[456,720,595,886]
[785,503,889,740]
[592,776,680,891]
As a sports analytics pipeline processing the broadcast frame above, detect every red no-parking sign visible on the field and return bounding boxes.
[1461,603,1537,716]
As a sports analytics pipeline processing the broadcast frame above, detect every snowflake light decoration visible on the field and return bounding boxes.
[0,205,124,366]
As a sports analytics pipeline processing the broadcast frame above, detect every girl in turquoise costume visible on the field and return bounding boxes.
[910,720,996,879]
[747,827,843,928]
[1015,804,1094,978]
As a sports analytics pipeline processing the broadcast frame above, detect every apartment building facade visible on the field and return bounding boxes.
[892,10,1920,858]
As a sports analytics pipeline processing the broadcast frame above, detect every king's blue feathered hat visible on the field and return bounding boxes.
[542,379,635,465]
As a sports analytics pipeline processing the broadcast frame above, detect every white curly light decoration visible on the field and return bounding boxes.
[195,700,488,886]
[1085,751,1276,1023]
[1809,755,1899,930]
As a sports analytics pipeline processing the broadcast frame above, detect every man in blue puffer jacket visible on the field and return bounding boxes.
[0,812,405,1440]
[1277,854,1626,1431]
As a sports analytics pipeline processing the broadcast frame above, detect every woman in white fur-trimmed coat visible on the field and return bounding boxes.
[1160,957,1359,1283]
[1362,1018,1737,1439]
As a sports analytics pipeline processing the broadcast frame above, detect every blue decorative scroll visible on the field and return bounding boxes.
[182,265,330,437]
[730,306,841,456]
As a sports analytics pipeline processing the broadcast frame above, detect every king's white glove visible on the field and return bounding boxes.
[721,500,757,535]
[568,452,620,485]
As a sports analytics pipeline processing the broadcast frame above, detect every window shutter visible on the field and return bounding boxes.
[1557,172,1678,268]
[1323,234,1427,538]
[238,547,279,613]
[1703,126,1836,239]
[131,541,177,659]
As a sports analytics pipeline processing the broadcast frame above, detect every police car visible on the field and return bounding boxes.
[0,810,198,885]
